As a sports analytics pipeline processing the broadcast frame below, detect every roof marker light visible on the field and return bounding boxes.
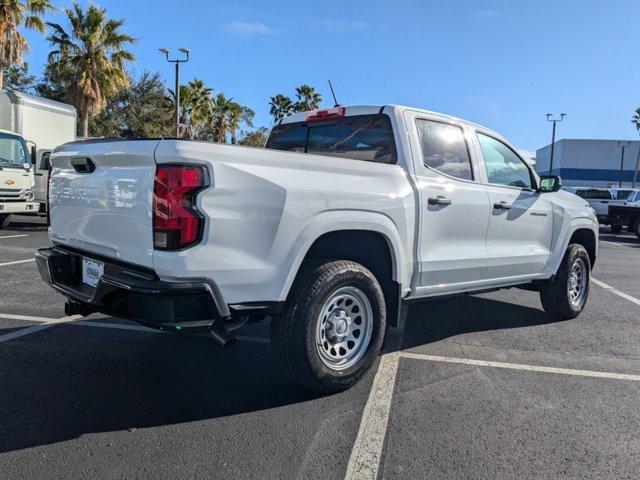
[306,106,346,122]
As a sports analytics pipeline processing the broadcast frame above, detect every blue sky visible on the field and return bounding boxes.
[21,0,640,151]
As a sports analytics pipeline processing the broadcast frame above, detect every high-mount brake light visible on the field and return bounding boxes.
[153,164,206,250]
[306,106,346,122]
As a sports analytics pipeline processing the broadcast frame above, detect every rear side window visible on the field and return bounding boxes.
[266,114,397,164]
[576,189,612,200]
[416,119,473,180]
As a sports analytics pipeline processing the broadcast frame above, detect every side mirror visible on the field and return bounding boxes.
[22,162,32,171]
[30,145,36,165]
[538,175,562,193]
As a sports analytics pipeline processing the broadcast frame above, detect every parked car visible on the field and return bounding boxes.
[609,191,640,238]
[36,105,598,393]
[567,187,628,230]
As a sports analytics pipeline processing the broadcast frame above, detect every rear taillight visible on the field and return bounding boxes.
[153,164,206,250]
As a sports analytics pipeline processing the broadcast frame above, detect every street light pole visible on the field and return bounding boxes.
[617,141,630,188]
[159,48,190,137]
[546,113,566,175]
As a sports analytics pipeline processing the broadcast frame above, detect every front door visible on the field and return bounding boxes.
[406,112,492,293]
[475,132,553,280]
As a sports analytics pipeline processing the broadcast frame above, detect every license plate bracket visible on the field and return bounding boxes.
[82,257,104,288]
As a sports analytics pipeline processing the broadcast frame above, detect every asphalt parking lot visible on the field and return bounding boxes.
[1,216,640,479]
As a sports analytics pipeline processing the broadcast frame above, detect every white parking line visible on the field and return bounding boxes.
[400,352,640,382]
[345,353,400,480]
[0,258,35,267]
[0,315,80,344]
[0,313,57,322]
[0,234,28,240]
[345,349,640,480]
[601,239,623,246]
[592,277,640,308]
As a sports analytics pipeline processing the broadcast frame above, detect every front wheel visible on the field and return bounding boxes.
[0,214,11,229]
[610,224,623,234]
[271,260,386,393]
[540,244,591,320]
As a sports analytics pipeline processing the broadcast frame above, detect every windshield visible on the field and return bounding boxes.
[0,132,29,168]
[266,114,397,164]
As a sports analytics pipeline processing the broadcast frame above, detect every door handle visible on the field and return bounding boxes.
[428,196,452,206]
[493,201,512,210]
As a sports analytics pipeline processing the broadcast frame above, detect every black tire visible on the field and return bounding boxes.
[540,244,590,321]
[271,260,386,393]
[634,219,640,240]
[610,224,623,234]
[0,214,11,229]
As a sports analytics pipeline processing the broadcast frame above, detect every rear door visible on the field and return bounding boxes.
[474,132,553,279]
[49,140,159,268]
[404,111,491,293]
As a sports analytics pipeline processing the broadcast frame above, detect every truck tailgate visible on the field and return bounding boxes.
[49,140,160,269]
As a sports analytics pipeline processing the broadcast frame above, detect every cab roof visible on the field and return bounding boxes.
[278,104,505,140]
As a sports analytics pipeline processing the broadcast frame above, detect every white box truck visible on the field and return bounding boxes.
[0,90,76,228]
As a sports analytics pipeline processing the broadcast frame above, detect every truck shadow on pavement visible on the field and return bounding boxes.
[399,294,556,350]
[0,295,551,453]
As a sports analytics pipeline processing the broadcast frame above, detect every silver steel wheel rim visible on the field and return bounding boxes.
[315,286,373,371]
[568,257,587,307]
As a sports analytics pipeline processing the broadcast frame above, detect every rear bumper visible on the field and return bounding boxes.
[35,247,223,332]
[0,201,39,214]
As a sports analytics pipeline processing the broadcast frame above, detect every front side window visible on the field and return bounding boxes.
[416,119,473,180]
[477,133,533,189]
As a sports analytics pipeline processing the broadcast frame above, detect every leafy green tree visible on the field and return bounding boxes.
[632,108,640,133]
[293,84,322,112]
[0,0,52,89]
[238,127,267,148]
[46,2,135,137]
[3,62,35,91]
[33,60,69,101]
[89,71,173,138]
[179,79,213,139]
[269,93,294,122]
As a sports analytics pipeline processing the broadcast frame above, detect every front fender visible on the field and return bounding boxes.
[541,216,598,278]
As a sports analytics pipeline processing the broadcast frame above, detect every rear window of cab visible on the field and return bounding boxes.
[265,114,397,164]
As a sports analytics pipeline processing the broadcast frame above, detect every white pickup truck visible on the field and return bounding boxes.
[36,105,598,392]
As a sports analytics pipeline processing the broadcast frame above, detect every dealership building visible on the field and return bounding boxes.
[535,139,640,187]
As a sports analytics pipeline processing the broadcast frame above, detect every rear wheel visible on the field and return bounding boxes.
[0,214,11,229]
[611,224,623,234]
[540,244,590,320]
[271,260,386,393]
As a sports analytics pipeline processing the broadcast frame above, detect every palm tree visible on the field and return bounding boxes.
[632,108,640,133]
[0,0,53,89]
[46,2,135,137]
[269,93,293,122]
[227,104,254,144]
[293,84,322,112]
[180,79,212,138]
